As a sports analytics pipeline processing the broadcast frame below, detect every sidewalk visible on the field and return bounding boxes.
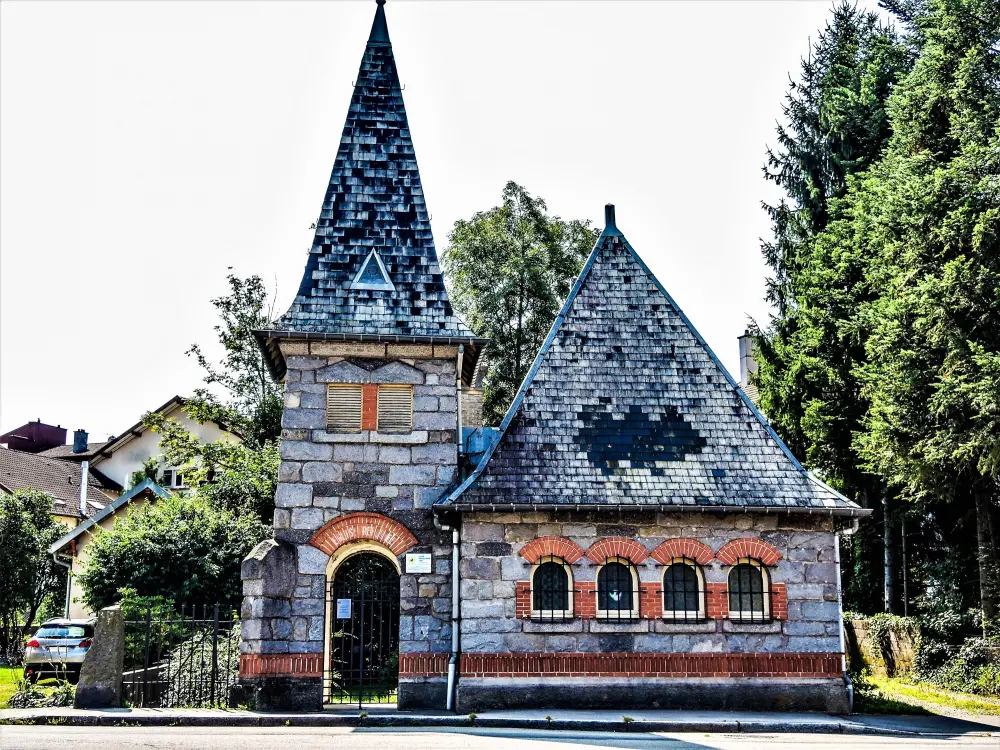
[1,706,997,736]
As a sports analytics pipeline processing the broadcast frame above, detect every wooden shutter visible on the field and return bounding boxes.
[326,384,363,432]
[377,384,413,433]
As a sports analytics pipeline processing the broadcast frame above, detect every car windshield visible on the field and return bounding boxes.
[34,626,88,639]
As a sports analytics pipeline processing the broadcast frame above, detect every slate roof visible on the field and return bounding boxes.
[39,442,110,460]
[0,448,112,518]
[258,1,480,380]
[439,207,867,517]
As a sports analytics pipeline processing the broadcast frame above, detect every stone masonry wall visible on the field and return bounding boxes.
[241,341,458,664]
[459,510,842,655]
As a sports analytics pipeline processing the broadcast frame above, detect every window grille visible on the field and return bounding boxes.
[377,384,413,433]
[662,558,706,621]
[596,558,639,620]
[728,559,772,622]
[327,384,363,432]
[530,555,573,621]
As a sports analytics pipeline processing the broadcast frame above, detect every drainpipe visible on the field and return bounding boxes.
[52,553,72,618]
[434,516,461,711]
[456,345,465,457]
[836,519,859,712]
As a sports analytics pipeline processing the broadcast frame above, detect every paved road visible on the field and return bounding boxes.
[1,726,996,749]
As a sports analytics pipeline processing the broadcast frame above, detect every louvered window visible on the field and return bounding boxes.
[377,384,413,433]
[326,384,363,432]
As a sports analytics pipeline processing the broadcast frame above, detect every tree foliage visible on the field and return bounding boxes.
[755,0,1000,621]
[443,182,597,424]
[77,494,268,612]
[0,490,65,661]
[144,273,281,522]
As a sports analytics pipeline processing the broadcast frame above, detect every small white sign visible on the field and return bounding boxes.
[406,553,433,574]
[336,598,352,619]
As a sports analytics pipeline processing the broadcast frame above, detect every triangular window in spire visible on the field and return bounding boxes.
[351,250,395,292]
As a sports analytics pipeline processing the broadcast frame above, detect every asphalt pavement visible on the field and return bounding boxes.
[1,726,998,750]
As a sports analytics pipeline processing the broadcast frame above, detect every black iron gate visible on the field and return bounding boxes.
[325,553,400,706]
[122,604,239,708]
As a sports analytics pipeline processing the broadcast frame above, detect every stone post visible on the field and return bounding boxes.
[74,605,124,708]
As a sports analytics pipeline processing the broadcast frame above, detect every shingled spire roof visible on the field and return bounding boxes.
[439,206,867,517]
[258,0,482,379]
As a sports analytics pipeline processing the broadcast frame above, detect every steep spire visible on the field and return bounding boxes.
[369,0,390,46]
[269,0,476,346]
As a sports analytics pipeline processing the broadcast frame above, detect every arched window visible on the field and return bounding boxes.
[662,559,705,621]
[596,557,639,619]
[728,559,771,622]
[530,555,573,620]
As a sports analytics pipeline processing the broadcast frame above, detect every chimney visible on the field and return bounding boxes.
[738,331,758,387]
[80,460,90,517]
[73,429,89,453]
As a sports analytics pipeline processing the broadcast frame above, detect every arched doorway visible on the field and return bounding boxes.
[326,551,400,706]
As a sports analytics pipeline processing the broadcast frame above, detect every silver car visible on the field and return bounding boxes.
[23,619,95,683]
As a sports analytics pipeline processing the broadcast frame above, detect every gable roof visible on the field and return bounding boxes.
[257,0,482,380]
[49,478,172,554]
[0,447,112,518]
[438,206,867,517]
[38,442,111,460]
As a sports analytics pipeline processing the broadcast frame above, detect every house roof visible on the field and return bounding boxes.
[438,206,868,518]
[0,447,112,518]
[38,442,111,460]
[257,0,482,380]
[49,477,172,554]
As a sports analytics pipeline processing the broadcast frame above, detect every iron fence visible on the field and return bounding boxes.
[662,558,707,622]
[122,604,240,708]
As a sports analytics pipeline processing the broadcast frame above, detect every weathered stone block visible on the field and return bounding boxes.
[282,408,326,430]
[413,411,456,430]
[460,557,500,580]
[291,507,324,529]
[411,444,455,465]
[281,441,333,461]
[74,606,123,708]
[275,483,313,508]
[302,462,343,483]
[389,465,437,485]
[297,545,329,575]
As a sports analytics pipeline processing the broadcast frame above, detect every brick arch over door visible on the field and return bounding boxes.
[520,536,586,564]
[715,538,782,566]
[309,512,418,558]
[651,538,714,566]
[585,537,649,564]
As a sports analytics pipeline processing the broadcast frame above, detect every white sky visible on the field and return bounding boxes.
[1,0,883,442]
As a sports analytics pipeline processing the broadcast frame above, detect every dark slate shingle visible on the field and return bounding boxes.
[272,6,473,340]
[441,211,863,513]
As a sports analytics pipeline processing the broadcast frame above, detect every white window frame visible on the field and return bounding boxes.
[595,556,640,620]
[661,558,706,620]
[728,557,771,621]
[529,557,574,620]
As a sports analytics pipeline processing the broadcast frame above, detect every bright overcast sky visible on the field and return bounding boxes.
[1,0,884,442]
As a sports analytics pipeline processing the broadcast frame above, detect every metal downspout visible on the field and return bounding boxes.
[447,526,460,711]
[456,345,464,457]
[837,520,859,712]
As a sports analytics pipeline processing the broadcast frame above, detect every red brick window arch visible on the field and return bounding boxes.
[520,536,585,565]
[309,512,418,558]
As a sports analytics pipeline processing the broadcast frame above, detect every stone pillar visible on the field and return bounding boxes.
[74,605,123,709]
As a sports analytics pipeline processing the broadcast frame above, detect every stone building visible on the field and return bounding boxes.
[238,0,870,713]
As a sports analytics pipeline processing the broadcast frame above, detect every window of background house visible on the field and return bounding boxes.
[160,469,186,489]
[327,384,363,432]
[596,557,639,619]
[662,559,705,621]
[728,559,770,622]
[377,384,413,433]
[531,555,573,620]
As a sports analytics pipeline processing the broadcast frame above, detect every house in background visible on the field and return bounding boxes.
[0,420,69,454]
[0,447,114,527]
[49,478,173,619]
[39,395,240,491]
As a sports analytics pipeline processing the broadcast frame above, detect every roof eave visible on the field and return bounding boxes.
[437,502,872,519]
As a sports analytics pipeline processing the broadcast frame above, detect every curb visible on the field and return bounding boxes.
[1,712,993,736]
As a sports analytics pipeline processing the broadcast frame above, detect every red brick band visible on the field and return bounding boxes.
[310,512,418,558]
[239,653,323,678]
[399,652,841,679]
[716,538,782,566]
[361,384,378,431]
[520,536,586,564]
